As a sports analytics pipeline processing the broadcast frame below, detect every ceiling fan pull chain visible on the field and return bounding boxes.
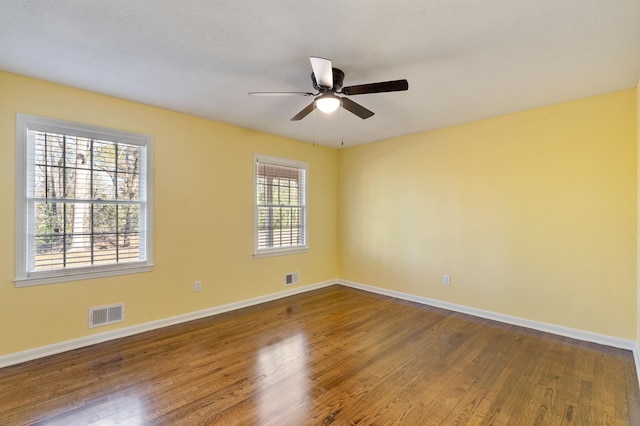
[341,101,344,146]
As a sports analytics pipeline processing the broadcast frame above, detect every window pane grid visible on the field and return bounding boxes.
[29,131,144,272]
[256,158,307,252]
[257,206,305,247]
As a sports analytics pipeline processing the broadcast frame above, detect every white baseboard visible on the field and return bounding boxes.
[633,343,640,389]
[0,279,337,368]
[342,280,639,389]
[338,279,637,352]
[2,277,638,382]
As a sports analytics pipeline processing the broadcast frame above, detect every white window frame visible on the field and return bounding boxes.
[15,114,153,286]
[254,154,308,258]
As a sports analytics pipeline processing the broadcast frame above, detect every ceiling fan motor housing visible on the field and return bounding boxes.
[312,68,345,92]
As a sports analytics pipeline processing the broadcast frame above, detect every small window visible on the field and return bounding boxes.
[15,114,153,286]
[254,155,308,257]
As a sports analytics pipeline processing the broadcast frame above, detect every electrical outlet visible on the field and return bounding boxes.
[443,274,451,286]
[194,280,202,292]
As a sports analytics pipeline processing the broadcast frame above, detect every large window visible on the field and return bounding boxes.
[254,155,308,257]
[15,114,153,286]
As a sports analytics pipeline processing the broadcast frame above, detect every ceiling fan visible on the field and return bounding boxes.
[249,57,409,121]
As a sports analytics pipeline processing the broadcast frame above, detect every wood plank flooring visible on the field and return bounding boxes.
[1,285,639,425]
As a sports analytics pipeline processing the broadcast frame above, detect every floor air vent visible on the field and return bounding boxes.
[89,303,125,328]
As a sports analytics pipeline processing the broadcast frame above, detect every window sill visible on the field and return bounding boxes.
[14,263,154,287]
[253,247,309,259]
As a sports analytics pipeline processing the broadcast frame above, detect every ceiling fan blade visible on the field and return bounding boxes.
[341,97,374,119]
[310,57,333,90]
[249,91,314,96]
[290,102,315,121]
[341,79,408,96]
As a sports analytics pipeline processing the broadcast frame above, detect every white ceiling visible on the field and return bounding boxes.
[1,1,639,148]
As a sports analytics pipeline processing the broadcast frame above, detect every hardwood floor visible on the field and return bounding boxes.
[1,285,639,425]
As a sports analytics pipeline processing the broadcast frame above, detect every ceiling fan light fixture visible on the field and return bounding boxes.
[315,93,341,113]
[253,56,408,121]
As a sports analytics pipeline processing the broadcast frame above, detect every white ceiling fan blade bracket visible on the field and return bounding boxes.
[310,56,333,90]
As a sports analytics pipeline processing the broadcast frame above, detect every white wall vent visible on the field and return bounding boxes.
[89,303,125,328]
[285,271,300,286]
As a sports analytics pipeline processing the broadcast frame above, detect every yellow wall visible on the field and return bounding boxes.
[1,70,637,357]
[339,89,637,339]
[637,74,640,349]
[0,72,339,355]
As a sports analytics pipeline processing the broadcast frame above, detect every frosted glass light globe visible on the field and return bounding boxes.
[315,94,341,113]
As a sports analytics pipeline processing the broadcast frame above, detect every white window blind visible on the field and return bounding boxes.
[254,155,308,257]
[15,114,153,286]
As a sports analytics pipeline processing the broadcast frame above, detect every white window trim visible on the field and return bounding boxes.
[253,154,308,258]
[14,113,154,287]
